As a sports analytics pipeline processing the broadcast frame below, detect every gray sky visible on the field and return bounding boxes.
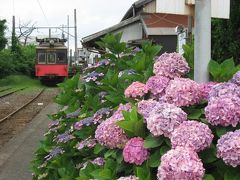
[0,0,136,49]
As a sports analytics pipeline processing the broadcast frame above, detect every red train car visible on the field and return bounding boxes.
[35,38,68,83]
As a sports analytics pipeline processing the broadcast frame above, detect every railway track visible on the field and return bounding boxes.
[0,87,27,99]
[0,88,45,124]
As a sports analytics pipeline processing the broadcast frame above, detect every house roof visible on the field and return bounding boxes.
[121,0,153,21]
[82,16,141,47]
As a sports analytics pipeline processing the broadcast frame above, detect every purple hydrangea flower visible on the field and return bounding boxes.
[217,130,240,167]
[164,78,202,107]
[45,147,64,161]
[91,157,105,166]
[98,91,108,98]
[171,121,214,152]
[157,147,205,180]
[123,137,149,165]
[208,82,240,102]
[83,71,104,82]
[74,117,94,130]
[66,108,81,119]
[118,69,136,78]
[230,71,240,86]
[118,175,139,180]
[48,120,60,129]
[146,103,187,137]
[95,59,110,67]
[76,137,97,150]
[54,132,74,143]
[153,52,190,78]
[93,107,112,124]
[95,117,128,149]
[124,81,149,99]
[137,99,159,120]
[146,75,170,98]
[74,122,83,130]
[205,96,240,127]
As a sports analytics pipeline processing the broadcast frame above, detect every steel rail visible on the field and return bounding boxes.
[0,87,27,99]
[0,87,12,93]
[0,88,45,124]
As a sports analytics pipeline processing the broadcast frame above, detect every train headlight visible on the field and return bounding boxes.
[50,40,54,46]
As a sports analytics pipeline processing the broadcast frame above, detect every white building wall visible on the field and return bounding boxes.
[156,0,230,19]
[113,22,143,42]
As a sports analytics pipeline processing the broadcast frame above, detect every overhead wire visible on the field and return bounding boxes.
[12,0,15,15]
[36,0,49,26]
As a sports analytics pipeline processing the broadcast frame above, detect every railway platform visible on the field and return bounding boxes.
[0,103,58,180]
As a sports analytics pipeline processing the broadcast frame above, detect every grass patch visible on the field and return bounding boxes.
[0,75,44,90]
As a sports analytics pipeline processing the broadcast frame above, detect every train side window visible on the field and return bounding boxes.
[47,53,56,64]
[38,53,46,64]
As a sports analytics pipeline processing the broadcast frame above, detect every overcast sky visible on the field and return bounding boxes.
[0,0,136,49]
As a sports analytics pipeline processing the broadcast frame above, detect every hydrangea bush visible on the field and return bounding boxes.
[32,34,240,180]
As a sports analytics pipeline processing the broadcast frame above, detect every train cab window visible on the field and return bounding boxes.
[57,52,66,64]
[47,53,56,64]
[38,53,46,64]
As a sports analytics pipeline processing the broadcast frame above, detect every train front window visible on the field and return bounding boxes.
[47,53,56,64]
[57,52,66,64]
[38,53,46,64]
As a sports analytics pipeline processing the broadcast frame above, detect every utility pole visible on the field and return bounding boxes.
[11,15,17,52]
[74,9,77,64]
[49,28,51,38]
[187,16,193,43]
[67,15,70,58]
[194,0,211,82]
[70,49,72,67]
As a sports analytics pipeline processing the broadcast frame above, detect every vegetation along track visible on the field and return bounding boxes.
[0,87,26,99]
[0,88,59,148]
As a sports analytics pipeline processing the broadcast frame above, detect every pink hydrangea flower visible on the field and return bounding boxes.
[146,75,170,98]
[157,147,205,180]
[208,82,240,102]
[111,103,132,120]
[199,82,218,100]
[230,71,240,86]
[164,78,202,107]
[137,99,159,120]
[217,130,240,167]
[118,176,139,180]
[123,137,149,165]
[153,52,190,78]
[124,81,149,98]
[146,103,187,137]
[95,116,128,149]
[171,121,213,152]
[205,96,240,127]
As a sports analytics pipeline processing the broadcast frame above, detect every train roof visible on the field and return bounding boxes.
[36,38,67,47]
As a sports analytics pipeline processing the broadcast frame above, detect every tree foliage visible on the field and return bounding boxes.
[211,0,240,64]
[0,45,36,78]
[0,19,7,51]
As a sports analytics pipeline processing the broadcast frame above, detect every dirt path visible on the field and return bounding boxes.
[0,103,59,180]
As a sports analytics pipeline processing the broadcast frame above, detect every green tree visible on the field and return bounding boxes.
[212,0,240,64]
[0,19,7,51]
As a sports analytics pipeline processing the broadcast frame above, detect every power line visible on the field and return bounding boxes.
[36,0,49,26]
[12,0,15,15]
